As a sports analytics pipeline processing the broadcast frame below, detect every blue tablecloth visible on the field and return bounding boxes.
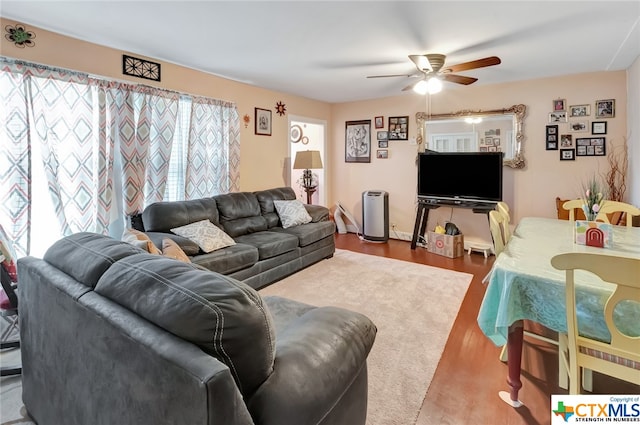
[477,217,640,346]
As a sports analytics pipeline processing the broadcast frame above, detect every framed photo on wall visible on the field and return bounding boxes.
[569,120,589,132]
[592,121,607,135]
[376,149,388,159]
[255,107,272,136]
[595,99,615,118]
[546,125,558,150]
[576,137,606,156]
[553,99,566,111]
[569,104,590,117]
[560,149,575,161]
[345,120,371,163]
[374,116,384,129]
[549,111,568,123]
[388,116,408,140]
[560,134,573,148]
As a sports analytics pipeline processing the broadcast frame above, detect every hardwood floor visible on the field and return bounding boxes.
[334,233,640,425]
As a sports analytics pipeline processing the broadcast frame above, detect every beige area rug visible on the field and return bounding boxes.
[0,249,472,425]
[260,249,473,425]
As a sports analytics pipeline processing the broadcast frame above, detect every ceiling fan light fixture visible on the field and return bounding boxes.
[426,77,442,94]
[413,79,429,95]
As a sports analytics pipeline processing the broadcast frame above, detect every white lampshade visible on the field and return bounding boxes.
[413,79,429,95]
[413,77,442,95]
[426,77,442,94]
[293,150,323,169]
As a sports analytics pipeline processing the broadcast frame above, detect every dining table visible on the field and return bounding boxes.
[476,216,640,407]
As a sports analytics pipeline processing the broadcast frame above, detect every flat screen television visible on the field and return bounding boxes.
[417,151,503,204]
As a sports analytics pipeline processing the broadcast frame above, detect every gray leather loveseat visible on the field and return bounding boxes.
[138,187,335,289]
[18,232,377,425]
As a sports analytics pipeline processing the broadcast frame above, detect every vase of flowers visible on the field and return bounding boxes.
[581,175,606,221]
[575,175,611,248]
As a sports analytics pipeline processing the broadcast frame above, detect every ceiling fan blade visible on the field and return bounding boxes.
[401,80,420,91]
[409,54,432,72]
[443,56,501,73]
[442,74,478,85]
[366,73,420,79]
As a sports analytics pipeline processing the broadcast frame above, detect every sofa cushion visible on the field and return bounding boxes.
[171,220,236,253]
[142,198,220,233]
[162,238,191,263]
[43,232,143,289]
[273,221,336,247]
[255,187,297,228]
[273,200,312,229]
[95,254,276,397]
[215,192,268,237]
[235,231,299,260]
[191,243,259,275]
[146,232,200,256]
[121,228,162,255]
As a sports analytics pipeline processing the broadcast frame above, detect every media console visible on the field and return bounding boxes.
[410,198,497,249]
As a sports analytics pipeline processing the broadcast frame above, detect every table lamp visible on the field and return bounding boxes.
[293,150,323,204]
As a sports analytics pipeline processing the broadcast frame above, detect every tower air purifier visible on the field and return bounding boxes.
[362,190,389,242]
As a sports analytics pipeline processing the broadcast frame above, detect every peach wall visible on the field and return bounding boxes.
[330,72,629,244]
[0,18,331,192]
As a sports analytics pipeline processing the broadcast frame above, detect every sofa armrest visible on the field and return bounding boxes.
[304,204,329,222]
[246,306,376,425]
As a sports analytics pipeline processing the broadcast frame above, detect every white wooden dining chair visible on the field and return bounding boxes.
[496,201,512,241]
[489,210,508,257]
[551,252,640,394]
[596,201,640,228]
[562,199,586,222]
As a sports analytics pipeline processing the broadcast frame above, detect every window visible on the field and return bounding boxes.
[428,132,479,152]
[0,58,240,257]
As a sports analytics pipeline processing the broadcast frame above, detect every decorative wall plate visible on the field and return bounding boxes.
[301,136,309,145]
[290,125,302,143]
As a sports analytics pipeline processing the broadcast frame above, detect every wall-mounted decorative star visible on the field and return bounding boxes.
[5,24,36,48]
[243,114,251,128]
[275,101,286,116]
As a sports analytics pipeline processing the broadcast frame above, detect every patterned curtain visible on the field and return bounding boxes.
[98,81,179,215]
[185,97,240,198]
[0,61,32,257]
[1,58,238,257]
[28,69,114,237]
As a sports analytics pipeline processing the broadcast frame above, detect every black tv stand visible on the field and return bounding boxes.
[410,198,496,249]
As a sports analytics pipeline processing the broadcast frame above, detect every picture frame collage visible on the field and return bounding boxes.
[545,98,613,161]
[356,114,410,161]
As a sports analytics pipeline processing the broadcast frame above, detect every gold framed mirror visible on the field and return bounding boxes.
[416,104,526,169]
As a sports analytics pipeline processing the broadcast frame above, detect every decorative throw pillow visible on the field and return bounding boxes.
[170,220,236,253]
[273,200,312,229]
[161,238,191,263]
[121,228,162,255]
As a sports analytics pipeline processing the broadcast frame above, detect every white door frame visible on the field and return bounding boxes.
[288,115,327,206]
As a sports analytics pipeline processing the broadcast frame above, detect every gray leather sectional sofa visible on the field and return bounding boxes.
[18,232,377,425]
[138,187,335,289]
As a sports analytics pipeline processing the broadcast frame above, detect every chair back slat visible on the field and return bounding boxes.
[551,253,640,393]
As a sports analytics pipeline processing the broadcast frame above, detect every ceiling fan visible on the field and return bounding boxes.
[367,54,501,94]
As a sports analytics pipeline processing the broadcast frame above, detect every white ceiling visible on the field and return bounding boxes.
[2,1,639,103]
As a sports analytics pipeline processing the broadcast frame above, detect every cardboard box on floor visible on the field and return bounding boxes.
[427,232,464,258]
